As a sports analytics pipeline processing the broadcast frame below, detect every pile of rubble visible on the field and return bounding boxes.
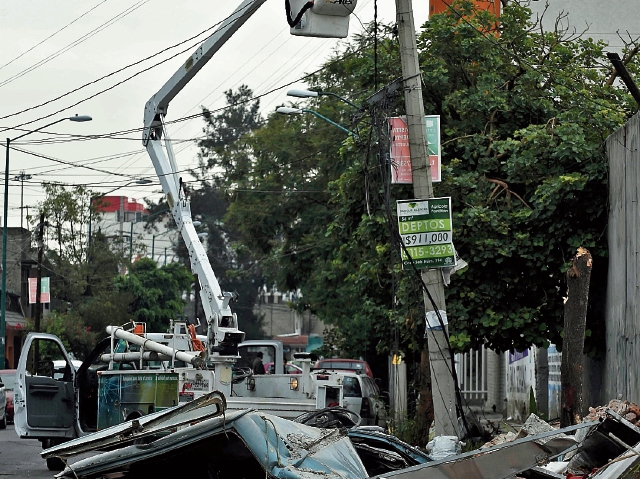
[384,399,640,479]
[584,398,640,426]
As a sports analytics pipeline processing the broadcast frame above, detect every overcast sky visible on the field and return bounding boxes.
[0,0,429,228]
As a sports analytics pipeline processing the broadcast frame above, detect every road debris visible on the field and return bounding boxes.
[41,395,640,479]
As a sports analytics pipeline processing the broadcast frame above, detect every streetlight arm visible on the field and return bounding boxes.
[287,88,359,108]
[319,91,360,109]
[10,115,92,142]
[302,109,359,138]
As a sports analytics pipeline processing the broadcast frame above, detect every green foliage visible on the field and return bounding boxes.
[193,2,636,366]
[115,258,193,332]
[33,183,94,263]
[33,311,96,359]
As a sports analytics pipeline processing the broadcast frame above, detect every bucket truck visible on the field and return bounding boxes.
[14,1,359,470]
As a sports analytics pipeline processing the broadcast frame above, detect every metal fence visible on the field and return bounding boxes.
[455,346,488,403]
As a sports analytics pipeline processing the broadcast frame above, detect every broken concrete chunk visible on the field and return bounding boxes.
[517,414,558,439]
[481,431,517,448]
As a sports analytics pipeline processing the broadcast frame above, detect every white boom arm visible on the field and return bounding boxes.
[142,0,357,368]
[143,0,267,361]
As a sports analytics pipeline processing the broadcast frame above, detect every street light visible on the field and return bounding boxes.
[276,107,358,139]
[287,89,360,109]
[2,114,92,367]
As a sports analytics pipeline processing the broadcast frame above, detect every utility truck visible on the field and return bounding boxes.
[14,1,360,470]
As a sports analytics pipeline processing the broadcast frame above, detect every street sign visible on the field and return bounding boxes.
[397,197,455,269]
[389,115,442,184]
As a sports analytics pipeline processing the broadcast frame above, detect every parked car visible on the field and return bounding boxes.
[314,358,374,379]
[265,362,303,374]
[313,371,386,427]
[0,373,6,429]
[0,369,16,425]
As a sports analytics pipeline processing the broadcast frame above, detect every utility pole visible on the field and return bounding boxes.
[34,212,45,333]
[13,171,32,229]
[395,0,458,438]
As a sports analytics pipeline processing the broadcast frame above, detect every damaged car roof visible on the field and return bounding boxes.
[45,392,369,479]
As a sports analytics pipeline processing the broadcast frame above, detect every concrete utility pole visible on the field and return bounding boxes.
[13,171,32,229]
[395,0,458,437]
[35,212,45,333]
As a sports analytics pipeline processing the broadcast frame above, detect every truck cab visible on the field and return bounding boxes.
[15,322,215,471]
[14,333,80,442]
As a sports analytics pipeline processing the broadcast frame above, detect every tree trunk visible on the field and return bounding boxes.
[560,247,592,427]
[415,347,434,445]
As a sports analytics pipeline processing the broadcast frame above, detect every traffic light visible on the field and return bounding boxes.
[285,0,358,38]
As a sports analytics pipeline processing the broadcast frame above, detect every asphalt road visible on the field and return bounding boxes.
[0,425,53,478]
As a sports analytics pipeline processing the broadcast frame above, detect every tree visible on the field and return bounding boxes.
[30,184,133,357]
[210,2,637,362]
[115,258,193,332]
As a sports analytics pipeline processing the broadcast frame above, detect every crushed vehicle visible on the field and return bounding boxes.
[15,323,382,470]
[43,392,370,479]
[41,391,640,479]
[294,407,432,476]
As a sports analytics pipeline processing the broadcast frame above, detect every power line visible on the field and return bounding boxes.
[0,0,109,74]
[0,1,151,89]
[0,0,257,129]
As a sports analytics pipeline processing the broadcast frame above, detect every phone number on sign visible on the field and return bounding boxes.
[401,232,450,246]
[402,244,454,258]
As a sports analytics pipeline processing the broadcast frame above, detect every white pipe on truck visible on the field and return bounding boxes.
[99,351,180,363]
[106,326,204,368]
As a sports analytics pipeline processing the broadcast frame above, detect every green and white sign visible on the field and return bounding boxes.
[397,197,455,269]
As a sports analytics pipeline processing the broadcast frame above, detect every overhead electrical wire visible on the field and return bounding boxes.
[0,0,109,73]
[7,145,132,178]
[0,0,258,129]
[33,39,374,144]
[0,0,151,89]
[6,1,376,205]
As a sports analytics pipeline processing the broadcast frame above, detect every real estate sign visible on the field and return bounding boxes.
[389,115,441,184]
[397,197,455,269]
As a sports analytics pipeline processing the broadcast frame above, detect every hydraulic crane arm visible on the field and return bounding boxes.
[143,0,267,360]
[142,0,357,368]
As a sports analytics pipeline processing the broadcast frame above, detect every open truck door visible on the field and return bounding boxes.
[15,333,78,442]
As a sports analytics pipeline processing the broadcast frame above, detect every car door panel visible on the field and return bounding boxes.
[26,376,74,428]
[15,333,77,439]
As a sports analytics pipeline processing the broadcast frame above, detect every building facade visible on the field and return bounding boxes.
[92,196,179,266]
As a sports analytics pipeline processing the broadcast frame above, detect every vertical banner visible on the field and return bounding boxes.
[389,117,412,184]
[389,116,441,184]
[28,277,50,304]
[28,278,37,304]
[397,197,455,269]
[41,277,50,304]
